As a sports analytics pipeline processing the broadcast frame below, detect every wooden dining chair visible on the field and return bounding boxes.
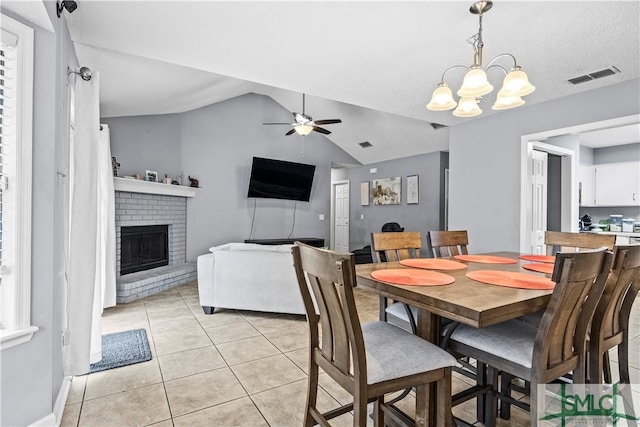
[292,242,457,427]
[444,247,613,426]
[544,230,615,255]
[427,230,469,258]
[370,231,422,333]
[589,244,640,384]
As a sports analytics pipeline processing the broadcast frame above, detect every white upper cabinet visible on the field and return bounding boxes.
[578,164,595,206]
[588,161,640,207]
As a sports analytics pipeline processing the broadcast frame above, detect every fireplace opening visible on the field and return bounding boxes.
[120,225,169,275]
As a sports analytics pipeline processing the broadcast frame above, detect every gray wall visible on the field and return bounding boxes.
[104,93,359,261]
[0,3,74,426]
[594,142,640,164]
[449,78,640,253]
[333,151,448,251]
[104,113,182,179]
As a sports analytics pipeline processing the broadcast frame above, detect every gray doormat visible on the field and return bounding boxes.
[89,328,152,373]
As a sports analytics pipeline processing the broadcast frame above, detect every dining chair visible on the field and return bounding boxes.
[444,247,613,426]
[589,244,640,384]
[544,230,615,255]
[370,231,422,333]
[427,230,469,258]
[292,242,457,427]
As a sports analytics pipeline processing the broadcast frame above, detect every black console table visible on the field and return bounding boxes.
[244,238,325,248]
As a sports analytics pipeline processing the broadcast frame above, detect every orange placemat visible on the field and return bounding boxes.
[454,255,518,264]
[466,270,555,290]
[371,269,455,286]
[519,254,556,264]
[399,258,468,270]
[522,263,554,274]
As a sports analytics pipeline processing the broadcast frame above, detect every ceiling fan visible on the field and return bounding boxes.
[263,94,342,136]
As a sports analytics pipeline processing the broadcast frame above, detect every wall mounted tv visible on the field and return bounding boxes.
[247,157,316,202]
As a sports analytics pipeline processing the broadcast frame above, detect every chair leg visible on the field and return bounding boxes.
[603,351,613,384]
[379,296,388,322]
[353,393,368,427]
[618,342,631,384]
[499,372,513,420]
[484,366,499,427]
[437,367,453,427]
[304,361,319,427]
[373,396,384,427]
[476,362,487,423]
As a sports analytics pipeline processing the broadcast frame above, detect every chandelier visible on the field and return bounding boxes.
[426,1,535,118]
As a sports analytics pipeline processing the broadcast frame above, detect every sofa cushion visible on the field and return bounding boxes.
[209,242,293,253]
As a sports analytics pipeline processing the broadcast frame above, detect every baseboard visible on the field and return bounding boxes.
[30,376,72,426]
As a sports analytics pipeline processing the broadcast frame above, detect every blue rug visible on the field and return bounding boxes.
[89,328,152,373]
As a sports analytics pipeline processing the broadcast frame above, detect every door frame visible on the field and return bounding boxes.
[330,179,350,250]
[519,113,640,253]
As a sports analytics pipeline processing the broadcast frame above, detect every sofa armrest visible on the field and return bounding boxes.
[197,253,215,307]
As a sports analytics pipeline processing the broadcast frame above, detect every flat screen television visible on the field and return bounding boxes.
[247,157,316,202]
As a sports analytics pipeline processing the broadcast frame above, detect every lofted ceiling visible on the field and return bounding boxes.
[59,1,639,164]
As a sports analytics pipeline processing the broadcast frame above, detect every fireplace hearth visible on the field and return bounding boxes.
[120,225,169,275]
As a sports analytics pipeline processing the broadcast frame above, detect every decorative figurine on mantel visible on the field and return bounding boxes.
[188,176,199,188]
[111,156,120,177]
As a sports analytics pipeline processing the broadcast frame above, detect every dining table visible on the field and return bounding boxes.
[355,251,556,427]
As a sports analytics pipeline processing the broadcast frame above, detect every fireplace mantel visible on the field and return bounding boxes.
[113,177,198,198]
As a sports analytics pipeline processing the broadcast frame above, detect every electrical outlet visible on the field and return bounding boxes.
[360,214,364,219]
[319,214,325,221]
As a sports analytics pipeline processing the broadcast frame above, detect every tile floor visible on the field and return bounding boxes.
[61,281,640,427]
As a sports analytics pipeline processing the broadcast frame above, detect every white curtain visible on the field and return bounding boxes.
[64,71,115,375]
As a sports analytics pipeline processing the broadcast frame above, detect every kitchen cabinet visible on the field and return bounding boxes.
[579,161,640,207]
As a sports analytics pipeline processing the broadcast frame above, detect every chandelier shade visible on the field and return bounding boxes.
[426,83,457,111]
[426,1,535,118]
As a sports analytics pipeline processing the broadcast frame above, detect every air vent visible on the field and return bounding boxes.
[359,141,373,148]
[567,66,621,85]
[430,122,448,130]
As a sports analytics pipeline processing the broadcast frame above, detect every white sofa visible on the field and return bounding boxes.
[197,242,306,315]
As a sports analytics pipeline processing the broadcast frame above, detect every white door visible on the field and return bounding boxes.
[530,150,548,254]
[334,183,350,252]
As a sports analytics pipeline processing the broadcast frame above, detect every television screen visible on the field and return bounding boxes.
[247,157,316,202]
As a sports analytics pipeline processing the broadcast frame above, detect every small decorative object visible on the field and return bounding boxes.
[111,156,120,177]
[360,181,370,206]
[163,174,172,184]
[134,174,142,180]
[407,175,419,204]
[145,170,158,182]
[188,176,199,188]
[171,180,179,185]
[372,177,401,205]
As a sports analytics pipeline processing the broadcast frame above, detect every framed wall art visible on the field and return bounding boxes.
[372,176,401,205]
[407,175,419,204]
[360,181,370,206]
[145,170,158,182]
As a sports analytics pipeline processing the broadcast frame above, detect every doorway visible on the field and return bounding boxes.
[331,180,350,251]
[519,114,640,253]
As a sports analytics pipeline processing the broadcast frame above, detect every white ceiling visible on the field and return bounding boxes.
[60,1,640,164]
[578,123,640,149]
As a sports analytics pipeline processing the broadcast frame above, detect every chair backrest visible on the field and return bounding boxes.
[427,230,469,258]
[544,231,615,256]
[533,247,613,384]
[370,231,421,262]
[292,242,366,391]
[590,244,640,358]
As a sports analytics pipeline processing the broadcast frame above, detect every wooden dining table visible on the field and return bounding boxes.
[355,251,555,426]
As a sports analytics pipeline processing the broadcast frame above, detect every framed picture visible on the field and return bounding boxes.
[372,176,401,205]
[145,170,158,182]
[407,175,419,204]
[360,182,370,206]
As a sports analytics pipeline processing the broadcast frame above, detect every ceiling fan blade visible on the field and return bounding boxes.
[263,122,295,125]
[285,128,296,136]
[313,119,342,125]
[312,126,331,135]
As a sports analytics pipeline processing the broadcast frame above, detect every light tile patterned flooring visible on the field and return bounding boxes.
[62,281,640,427]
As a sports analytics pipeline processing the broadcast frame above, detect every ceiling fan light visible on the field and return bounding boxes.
[457,67,494,97]
[294,124,313,136]
[492,91,525,110]
[453,97,482,117]
[427,84,457,111]
[501,68,536,97]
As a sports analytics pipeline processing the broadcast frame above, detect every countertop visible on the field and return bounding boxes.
[582,230,640,238]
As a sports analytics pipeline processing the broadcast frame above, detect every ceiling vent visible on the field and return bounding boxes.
[430,122,448,130]
[567,66,620,85]
[359,141,373,148]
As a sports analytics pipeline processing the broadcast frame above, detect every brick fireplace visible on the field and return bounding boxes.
[114,179,197,303]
